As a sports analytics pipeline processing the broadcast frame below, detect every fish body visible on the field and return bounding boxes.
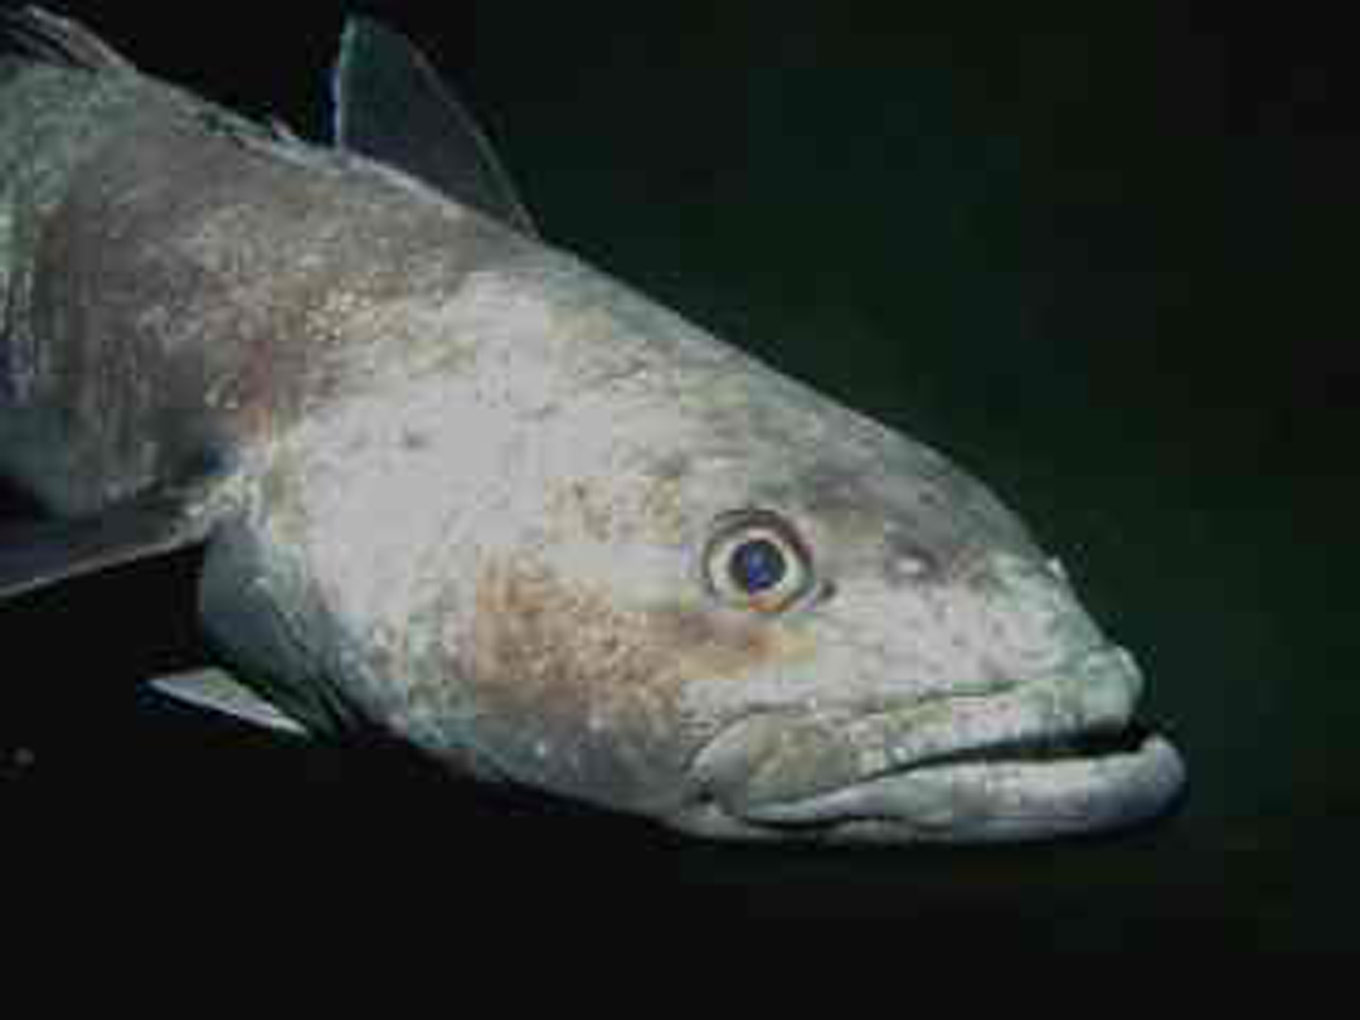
[0,10,1184,842]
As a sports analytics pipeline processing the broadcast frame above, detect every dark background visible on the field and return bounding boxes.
[2,1,1356,950]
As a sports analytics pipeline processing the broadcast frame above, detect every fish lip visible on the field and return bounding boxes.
[685,645,1189,842]
[731,727,1187,842]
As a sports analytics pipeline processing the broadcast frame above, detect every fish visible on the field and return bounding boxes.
[0,8,1185,843]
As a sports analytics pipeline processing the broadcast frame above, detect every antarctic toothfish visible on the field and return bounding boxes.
[0,9,1184,841]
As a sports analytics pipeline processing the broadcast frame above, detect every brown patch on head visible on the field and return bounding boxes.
[464,556,803,815]
[466,558,680,810]
[645,604,782,680]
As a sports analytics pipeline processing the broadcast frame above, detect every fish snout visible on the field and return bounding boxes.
[682,644,1184,842]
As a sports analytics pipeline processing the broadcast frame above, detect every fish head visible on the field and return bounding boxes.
[420,318,1186,843]
[457,436,1182,842]
[210,260,1184,843]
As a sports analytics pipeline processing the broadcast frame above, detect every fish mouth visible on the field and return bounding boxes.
[722,724,1185,843]
[683,646,1187,843]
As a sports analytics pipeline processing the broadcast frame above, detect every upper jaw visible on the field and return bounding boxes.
[682,644,1187,843]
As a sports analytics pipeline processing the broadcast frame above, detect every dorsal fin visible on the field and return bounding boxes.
[332,17,537,237]
[0,6,136,74]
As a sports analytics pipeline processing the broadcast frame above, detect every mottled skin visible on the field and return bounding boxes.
[0,12,1183,841]
[1,33,513,515]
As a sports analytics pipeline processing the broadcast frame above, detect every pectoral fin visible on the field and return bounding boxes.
[0,492,207,602]
[148,667,310,738]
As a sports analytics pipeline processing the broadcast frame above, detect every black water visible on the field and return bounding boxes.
[3,3,1355,950]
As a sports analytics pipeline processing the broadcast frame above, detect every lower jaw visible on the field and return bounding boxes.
[695,730,1187,844]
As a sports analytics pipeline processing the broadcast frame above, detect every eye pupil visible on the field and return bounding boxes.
[704,509,815,612]
[729,538,787,594]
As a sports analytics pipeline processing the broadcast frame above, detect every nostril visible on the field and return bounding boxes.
[892,553,931,580]
[883,548,940,585]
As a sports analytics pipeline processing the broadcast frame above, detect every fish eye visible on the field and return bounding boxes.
[704,509,814,613]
